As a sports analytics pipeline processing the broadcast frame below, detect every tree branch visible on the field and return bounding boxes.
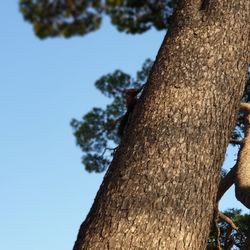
[229,139,244,146]
[218,212,239,232]
[217,165,237,202]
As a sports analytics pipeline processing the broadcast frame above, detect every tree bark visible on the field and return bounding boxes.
[235,103,250,209]
[73,0,250,249]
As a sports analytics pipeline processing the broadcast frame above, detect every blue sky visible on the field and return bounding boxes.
[0,2,248,250]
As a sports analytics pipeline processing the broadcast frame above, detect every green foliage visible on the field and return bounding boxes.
[19,0,250,176]
[20,2,250,246]
[105,0,173,34]
[71,59,153,172]
[72,58,249,173]
[20,0,103,38]
[207,209,250,249]
[19,0,172,38]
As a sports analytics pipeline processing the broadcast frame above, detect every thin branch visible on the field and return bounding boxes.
[101,146,117,157]
[217,211,241,250]
[218,212,239,232]
[217,165,237,202]
[215,218,222,250]
[229,139,244,146]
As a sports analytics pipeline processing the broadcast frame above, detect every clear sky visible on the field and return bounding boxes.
[0,2,248,250]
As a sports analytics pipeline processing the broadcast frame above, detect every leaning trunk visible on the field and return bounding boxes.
[74,1,250,249]
[235,104,250,209]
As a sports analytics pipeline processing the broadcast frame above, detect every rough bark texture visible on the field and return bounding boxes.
[74,0,250,249]
[235,103,250,209]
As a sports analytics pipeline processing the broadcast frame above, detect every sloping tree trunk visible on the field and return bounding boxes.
[73,1,250,249]
[235,103,250,208]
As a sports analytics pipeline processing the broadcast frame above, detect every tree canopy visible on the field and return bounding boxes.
[70,59,153,172]
[71,59,249,173]
[19,0,173,38]
[19,1,250,173]
[19,1,250,248]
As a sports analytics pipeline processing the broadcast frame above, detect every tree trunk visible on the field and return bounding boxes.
[235,104,250,208]
[73,1,250,249]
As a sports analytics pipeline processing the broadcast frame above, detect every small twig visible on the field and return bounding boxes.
[100,147,117,157]
[215,219,222,250]
[217,211,241,250]
[213,208,222,250]
[213,208,241,250]
[218,212,239,232]
[225,225,233,242]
